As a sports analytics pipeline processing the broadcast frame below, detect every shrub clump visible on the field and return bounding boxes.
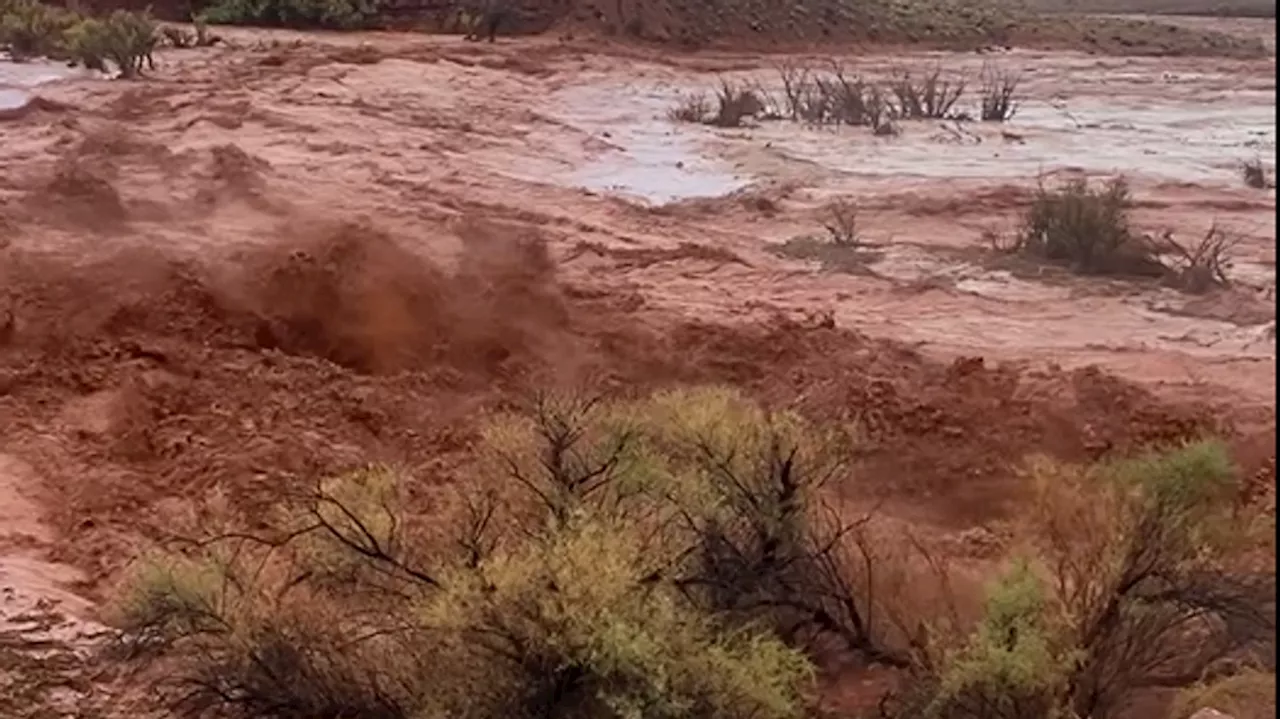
[64,9,159,78]
[0,0,77,60]
[197,0,382,31]
[994,175,1239,293]
[890,440,1276,719]
[109,391,1274,719]
[979,63,1020,122]
[0,0,158,78]
[1002,176,1164,277]
[109,388,869,719]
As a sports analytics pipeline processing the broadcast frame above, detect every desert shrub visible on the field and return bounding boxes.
[1009,176,1165,276]
[64,10,159,78]
[0,0,77,60]
[1036,441,1275,718]
[422,518,814,719]
[198,0,380,30]
[1163,222,1238,293]
[915,561,1076,719]
[1242,157,1271,189]
[979,63,1021,122]
[112,389,865,719]
[888,440,1276,719]
[161,18,218,48]
[776,60,810,121]
[775,61,898,131]
[822,197,866,248]
[709,79,764,128]
[890,64,966,120]
[667,91,710,123]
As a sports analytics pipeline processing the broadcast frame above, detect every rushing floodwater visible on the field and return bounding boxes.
[540,52,1276,203]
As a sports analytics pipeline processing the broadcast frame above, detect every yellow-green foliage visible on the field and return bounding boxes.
[65,9,158,78]
[112,392,1271,719]
[291,465,404,581]
[113,550,241,641]
[0,0,77,60]
[424,518,813,718]
[114,394,821,719]
[912,439,1272,719]
[0,0,157,77]
[926,560,1076,719]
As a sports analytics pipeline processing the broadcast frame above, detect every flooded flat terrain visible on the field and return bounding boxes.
[0,23,1274,719]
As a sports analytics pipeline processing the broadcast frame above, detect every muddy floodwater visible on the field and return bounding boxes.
[537,51,1276,202]
[0,27,1275,717]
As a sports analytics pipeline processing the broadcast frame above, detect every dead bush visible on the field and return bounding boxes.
[709,78,764,128]
[979,63,1021,122]
[1008,175,1165,277]
[778,61,898,131]
[1242,157,1271,189]
[890,65,966,120]
[667,91,710,124]
[822,197,866,248]
[776,60,810,122]
[1163,223,1238,294]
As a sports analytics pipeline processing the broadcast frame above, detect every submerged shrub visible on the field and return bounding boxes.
[1010,176,1164,277]
[979,63,1020,122]
[65,9,158,78]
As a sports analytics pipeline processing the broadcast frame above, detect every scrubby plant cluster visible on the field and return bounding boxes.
[110,386,1274,719]
[0,0,160,77]
[197,0,382,30]
[1242,157,1273,190]
[669,60,1024,134]
[991,175,1241,293]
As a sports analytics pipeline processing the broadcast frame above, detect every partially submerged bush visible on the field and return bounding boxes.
[161,18,220,48]
[1007,176,1165,277]
[709,79,764,128]
[997,175,1239,290]
[1163,222,1238,294]
[889,64,966,120]
[979,63,1021,122]
[668,91,710,123]
[776,61,898,131]
[1242,157,1272,190]
[198,0,381,30]
[822,197,866,248]
[65,9,159,78]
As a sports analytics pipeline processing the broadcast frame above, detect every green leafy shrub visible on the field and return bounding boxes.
[892,440,1276,719]
[1005,175,1167,277]
[0,0,77,60]
[64,9,158,78]
[921,561,1077,719]
[111,389,848,719]
[198,0,381,30]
